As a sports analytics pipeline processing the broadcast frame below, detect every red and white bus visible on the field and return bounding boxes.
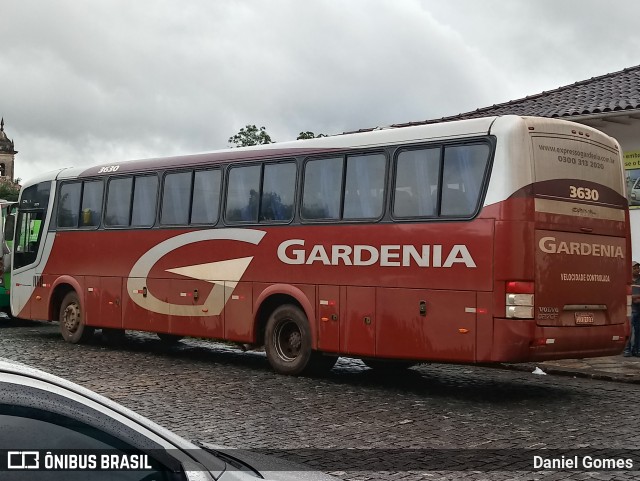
[10,115,630,375]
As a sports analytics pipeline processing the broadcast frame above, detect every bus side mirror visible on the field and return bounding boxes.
[4,215,15,243]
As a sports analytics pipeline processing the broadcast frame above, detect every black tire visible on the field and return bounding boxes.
[362,358,416,371]
[102,328,126,344]
[59,291,94,344]
[265,305,313,375]
[157,333,183,344]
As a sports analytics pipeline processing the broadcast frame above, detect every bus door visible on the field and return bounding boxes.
[12,179,51,319]
[375,288,476,361]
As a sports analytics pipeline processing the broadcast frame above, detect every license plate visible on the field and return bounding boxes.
[575,312,595,325]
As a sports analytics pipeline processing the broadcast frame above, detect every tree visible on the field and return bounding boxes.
[297,131,327,140]
[228,125,273,148]
[0,177,20,201]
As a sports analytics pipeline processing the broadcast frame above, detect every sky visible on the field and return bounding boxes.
[1,0,639,182]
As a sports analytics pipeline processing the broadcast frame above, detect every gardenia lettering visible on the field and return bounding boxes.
[277,240,476,267]
[539,236,624,258]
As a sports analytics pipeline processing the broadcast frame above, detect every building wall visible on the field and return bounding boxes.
[0,153,14,182]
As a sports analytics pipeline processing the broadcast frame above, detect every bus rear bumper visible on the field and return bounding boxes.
[489,318,628,362]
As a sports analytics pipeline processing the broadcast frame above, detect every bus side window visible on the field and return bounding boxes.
[79,180,104,228]
[131,175,158,227]
[301,157,342,220]
[161,172,190,225]
[226,165,260,223]
[343,154,386,220]
[394,190,416,217]
[260,162,295,222]
[394,148,439,217]
[191,169,220,224]
[440,144,491,217]
[105,177,133,227]
[441,185,470,216]
[57,182,82,228]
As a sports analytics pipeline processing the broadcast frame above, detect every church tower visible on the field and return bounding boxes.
[0,118,16,181]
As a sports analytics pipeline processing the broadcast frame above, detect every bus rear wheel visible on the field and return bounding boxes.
[59,291,94,344]
[265,305,312,376]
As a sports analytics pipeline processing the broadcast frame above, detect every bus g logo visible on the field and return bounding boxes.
[126,229,266,317]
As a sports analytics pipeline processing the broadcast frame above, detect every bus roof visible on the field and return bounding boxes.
[44,116,497,183]
[21,115,620,189]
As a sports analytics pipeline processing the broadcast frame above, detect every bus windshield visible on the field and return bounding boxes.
[14,182,50,270]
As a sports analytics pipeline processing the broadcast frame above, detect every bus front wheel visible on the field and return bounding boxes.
[265,305,312,375]
[59,291,94,344]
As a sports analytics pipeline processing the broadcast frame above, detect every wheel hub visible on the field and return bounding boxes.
[63,303,80,333]
[288,331,301,351]
[275,320,302,361]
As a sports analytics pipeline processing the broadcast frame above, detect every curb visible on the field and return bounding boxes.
[498,362,640,385]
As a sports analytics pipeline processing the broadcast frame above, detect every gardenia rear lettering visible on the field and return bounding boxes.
[539,236,624,258]
[277,240,476,267]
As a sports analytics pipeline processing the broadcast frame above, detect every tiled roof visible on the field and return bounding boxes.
[347,65,640,133]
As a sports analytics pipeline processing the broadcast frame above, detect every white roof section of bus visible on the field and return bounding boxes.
[50,116,497,181]
[483,116,622,208]
[529,117,623,191]
[238,115,497,151]
[23,115,621,209]
[19,167,70,190]
[482,116,534,208]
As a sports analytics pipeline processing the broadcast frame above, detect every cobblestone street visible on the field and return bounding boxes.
[2,319,639,480]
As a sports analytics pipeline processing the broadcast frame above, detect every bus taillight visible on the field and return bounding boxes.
[506,281,535,319]
[506,281,534,294]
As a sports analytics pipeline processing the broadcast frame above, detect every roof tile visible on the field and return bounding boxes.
[410,64,640,126]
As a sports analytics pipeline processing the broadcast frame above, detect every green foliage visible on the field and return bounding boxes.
[228,125,274,148]
[297,131,327,140]
[0,177,20,201]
